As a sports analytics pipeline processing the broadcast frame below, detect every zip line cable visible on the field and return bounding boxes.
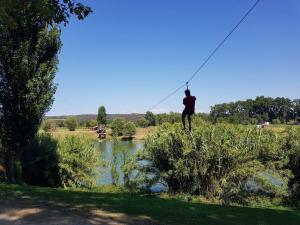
[148,0,261,112]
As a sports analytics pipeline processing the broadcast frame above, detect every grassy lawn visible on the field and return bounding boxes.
[49,127,99,140]
[1,184,299,225]
[49,126,155,141]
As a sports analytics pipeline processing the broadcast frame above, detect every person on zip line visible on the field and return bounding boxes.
[182,89,196,131]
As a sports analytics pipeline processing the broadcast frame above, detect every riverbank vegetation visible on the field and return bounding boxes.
[18,134,101,188]
[0,1,299,223]
[134,120,300,207]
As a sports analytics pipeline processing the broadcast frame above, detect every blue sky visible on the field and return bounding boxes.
[47,0,300,116]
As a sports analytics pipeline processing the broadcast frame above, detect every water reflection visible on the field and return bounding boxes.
[96,140,143,185]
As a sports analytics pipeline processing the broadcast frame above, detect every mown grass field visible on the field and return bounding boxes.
[1,184,299,225]
[49,126,156,141]
[49,127,99,140]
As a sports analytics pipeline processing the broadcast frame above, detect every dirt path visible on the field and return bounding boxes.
[0,198,160,225]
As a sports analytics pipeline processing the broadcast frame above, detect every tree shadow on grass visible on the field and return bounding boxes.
[1,184,300,225]
[0,198,157,225]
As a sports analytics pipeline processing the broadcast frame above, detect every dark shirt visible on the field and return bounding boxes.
[183,96,196,113]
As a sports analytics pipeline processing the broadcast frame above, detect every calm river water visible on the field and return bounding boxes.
[95,140,166,192]
[95,140,143,185]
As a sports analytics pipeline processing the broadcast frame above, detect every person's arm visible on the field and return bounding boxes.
[183,98,186,105]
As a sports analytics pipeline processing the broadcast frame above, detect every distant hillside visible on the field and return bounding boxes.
[46,114,145,123]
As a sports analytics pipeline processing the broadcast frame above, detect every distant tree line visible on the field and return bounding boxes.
[43,96,300,133]
[210,96,300,125]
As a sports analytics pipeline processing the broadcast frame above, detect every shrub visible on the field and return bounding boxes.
[145,111,156,126]
[139,122,291,204]
[57,120,65,127]
[64,116,77,131]
[21,135,101,188]
[87,119,98,127]
[123,121,136,137]
[250,118,259,125]
[21,134,60,187]
[137,118,149,128]
[168,112,181,124]
[272,119,282,125]
[58,136,100,188]
[284,128,300,203]
[42,120,52,132]
[110,118,125,136]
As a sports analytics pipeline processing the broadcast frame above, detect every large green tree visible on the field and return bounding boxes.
[97,106,107,125]
[145,111,156,126]
[0,0,91,182]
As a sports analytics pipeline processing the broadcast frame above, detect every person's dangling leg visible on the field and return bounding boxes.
[188,114,192,132]
[182,110,187,130]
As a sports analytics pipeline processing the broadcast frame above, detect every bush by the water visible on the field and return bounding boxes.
[123,121,136,137]
[21,135,100,188]
[110,118,125,136]
[21,133,60,187]
[110,118,136,137]
[58,136,101,188]
[139,121,300,205]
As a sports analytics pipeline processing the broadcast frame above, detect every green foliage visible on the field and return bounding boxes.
[21,134,104,189]
[139,122,293,204]
[272,119,282,125]
[42,120,52,132]
[211,96,298,125]
[0,0,92,26]
[41,119,56,132]
[110,119,137,137]
[284,128,300,203]
[110,118,126,137]
[145,111,156,126]
[64,116,77,131]
[156,112,181,125]
[0,0,91,183]
[0,26,60,182]
[123,121,136,137]
[196,113,213,123]
[250,118,259,125]
[97,106,107,125]
[137,118,149,128]
[86,119,98,128]
[58,136,100,188]
[21,133,60,187]
[110,139,120,186]
[54,119,65,128]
